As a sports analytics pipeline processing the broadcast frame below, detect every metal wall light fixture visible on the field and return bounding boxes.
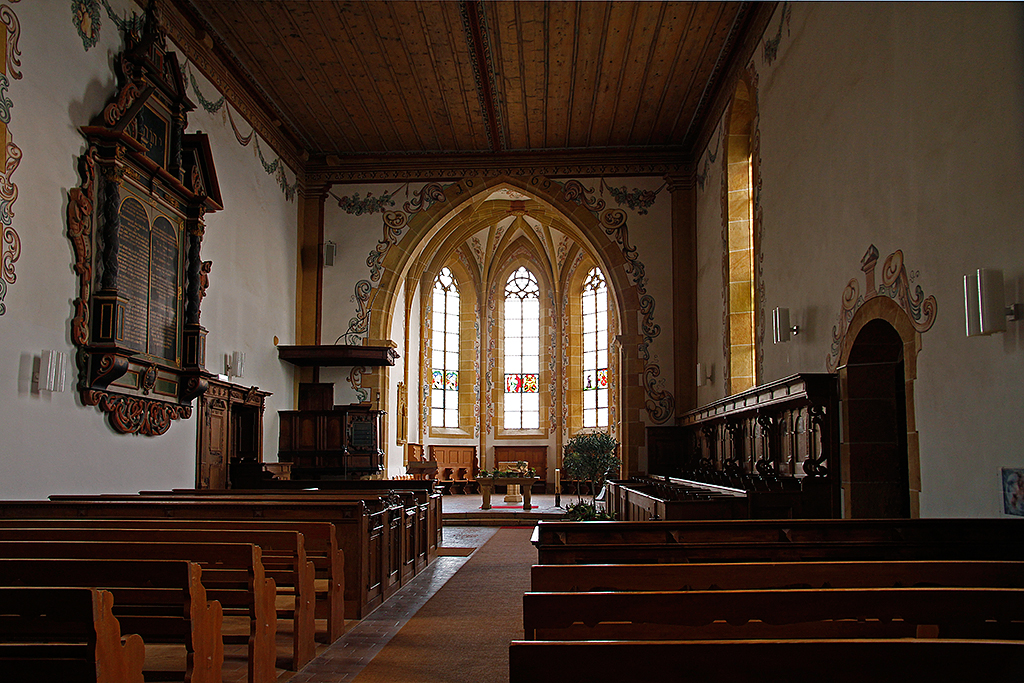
[964,268,1023,337]
[39,349,68,392]
[696,362,713,387]
[227,351,245,378]
[772,307,800,344]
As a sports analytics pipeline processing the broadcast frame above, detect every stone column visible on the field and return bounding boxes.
[296,181,328,384]
[666,171,697,414]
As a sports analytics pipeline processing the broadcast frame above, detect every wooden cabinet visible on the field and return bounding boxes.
[196,379,270,489]
[279,404,385,477]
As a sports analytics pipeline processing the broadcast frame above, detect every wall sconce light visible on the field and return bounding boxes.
[226,351,245,378]
[964,268,1023,337]
[772,307,800,344]
[324,241,337,267]
[696,363,713,387]
[39,349,68,392]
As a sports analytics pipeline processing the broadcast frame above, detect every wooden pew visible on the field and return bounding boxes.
[137,488,435,580]
[607,478,747,520]
[0,527,313,670]
[147,483,441,569]
[0,540,276,683]
[68,490,414,606]
[0,586,147,683]
[0,518,345,644]
[531,518,1024,564]
[509,639,1024,683]
[0,497,382,619]
[521,587,1024,641]
[531,560,1024,593]
[0,559,222,683]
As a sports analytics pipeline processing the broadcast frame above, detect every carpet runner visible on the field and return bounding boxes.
[353,527,534,682]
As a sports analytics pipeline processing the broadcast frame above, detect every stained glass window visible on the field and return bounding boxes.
[504,266,541,429]
[431,268,460,428]
[582,267,609,428]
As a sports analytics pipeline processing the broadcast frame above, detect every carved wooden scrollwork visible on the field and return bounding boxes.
[802,404,830,477]
[755,412,778,477]
[67,4,222,436]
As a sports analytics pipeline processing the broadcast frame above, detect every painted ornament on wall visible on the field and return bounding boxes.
[826,245,938,372]
[556,176,674,424]
[763,1,793,66]
[341,182,449,345]
[72,0,142,51]
[0,0,20,317]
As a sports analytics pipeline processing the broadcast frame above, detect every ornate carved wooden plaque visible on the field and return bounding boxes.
[67,4,222,436]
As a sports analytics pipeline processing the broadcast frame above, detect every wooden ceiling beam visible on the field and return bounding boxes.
[463,0,502,152]
[306,147,687,184]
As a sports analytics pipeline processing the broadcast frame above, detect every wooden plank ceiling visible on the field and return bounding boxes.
[178,0,751,164]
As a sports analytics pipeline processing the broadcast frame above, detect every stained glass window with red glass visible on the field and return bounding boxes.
[582,267,609,428]
[504,266,541,429]
[431,268,459,428]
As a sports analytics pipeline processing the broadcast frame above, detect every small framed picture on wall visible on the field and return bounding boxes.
[1002,468,1024,516]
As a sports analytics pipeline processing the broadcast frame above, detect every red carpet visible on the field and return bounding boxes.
[353,527,534,682]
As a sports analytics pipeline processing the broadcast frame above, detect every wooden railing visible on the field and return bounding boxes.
[647,373,839,518]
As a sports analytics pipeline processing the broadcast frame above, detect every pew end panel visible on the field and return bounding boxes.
[0,587,147,683]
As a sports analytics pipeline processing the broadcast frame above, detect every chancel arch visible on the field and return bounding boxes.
[364,175,646,479]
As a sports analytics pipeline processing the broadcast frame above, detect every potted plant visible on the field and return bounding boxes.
[561,431,620,520]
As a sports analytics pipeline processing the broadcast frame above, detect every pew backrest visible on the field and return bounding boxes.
[531,560,1024,592]
[508,639,1024,683]
[522,587,1024,641]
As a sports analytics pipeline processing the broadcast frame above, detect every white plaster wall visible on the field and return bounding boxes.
[701,2,1024,516]
[182,57,298,464]
[385,279,406,475]
[694,119,728,407]
[0,0,297,497]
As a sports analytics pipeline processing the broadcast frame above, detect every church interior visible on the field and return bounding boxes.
[0,1,1023,681]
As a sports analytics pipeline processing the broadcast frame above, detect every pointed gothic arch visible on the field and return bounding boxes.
[365,174,649,476]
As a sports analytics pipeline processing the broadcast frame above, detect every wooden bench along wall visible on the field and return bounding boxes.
[522,587,1024,641]
[509,639,1024,683]
[0,540,277,683]
[0,587,147,683]
[531,560,1024,593]
[429,445,477,493]
[0,497,385,620]
[0,527,313,670]
[0,559,222,683]
[0,518,345,645]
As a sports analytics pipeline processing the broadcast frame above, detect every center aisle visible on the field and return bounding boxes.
[354,527,535,683]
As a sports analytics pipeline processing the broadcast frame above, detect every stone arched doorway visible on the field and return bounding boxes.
[837,298,921,518]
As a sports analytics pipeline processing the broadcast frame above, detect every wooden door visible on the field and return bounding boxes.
[197,392,229,489]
